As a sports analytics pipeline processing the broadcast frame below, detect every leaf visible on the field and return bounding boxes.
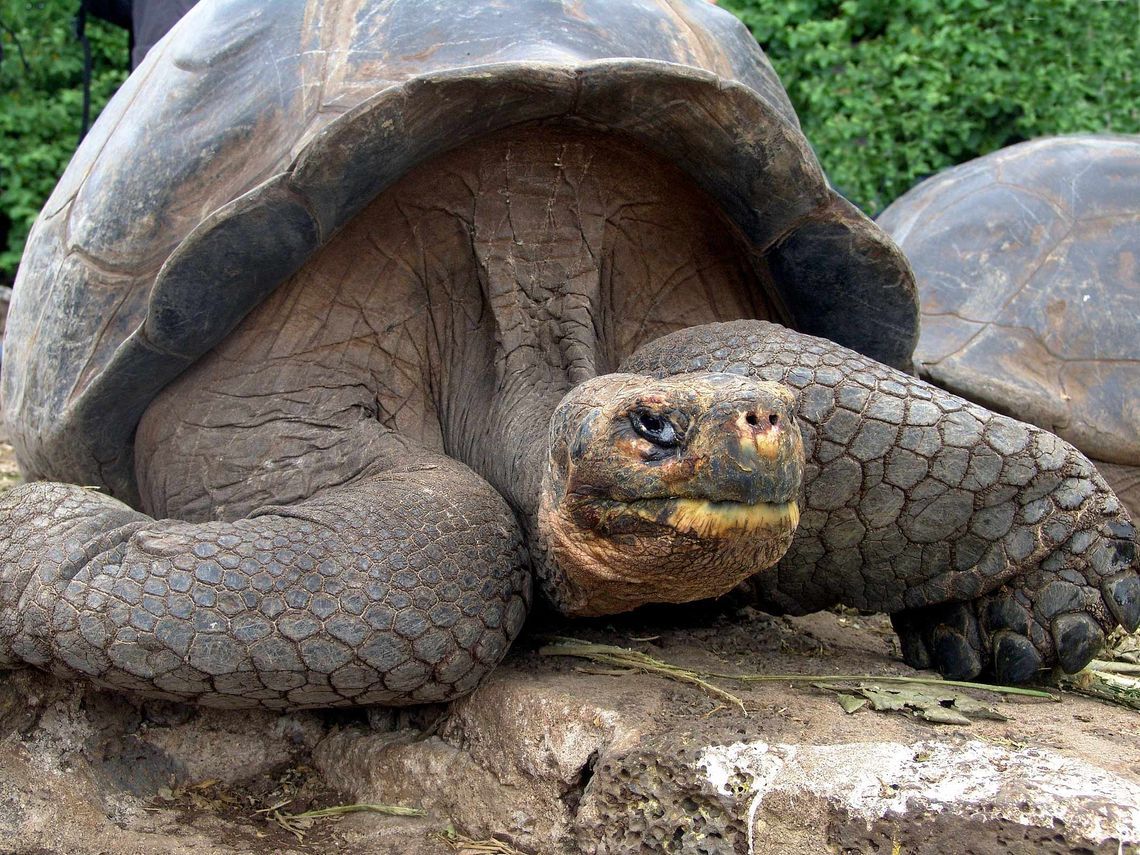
[861,688,913,712]
[948,694,1008,721]
[854,685,1006,725]
[718,0,1138,217]
[919,706,972,726]
[837,693,868,714]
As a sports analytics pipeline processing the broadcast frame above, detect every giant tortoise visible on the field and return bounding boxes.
[0,0,1136,709]
[878,134,1140,522]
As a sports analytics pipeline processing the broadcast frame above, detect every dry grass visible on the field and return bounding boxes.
[1052,628,1140,711]
[260,802,425,842]
[437,829,531,854]
[544,632,1140,716]
[539,636,1055,720]
[150,766,425,845]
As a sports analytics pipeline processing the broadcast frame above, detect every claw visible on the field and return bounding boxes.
[1051,612,1105,674]
[1102,573,1140,633]
[991,629,1042,684]
[931,624,982,680]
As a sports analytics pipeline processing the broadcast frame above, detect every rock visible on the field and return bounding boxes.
[316,669,646,849]
[1,609,1138,853]
[318,614,1140,854]
[698,739,1140,854]
[0,670,340,853]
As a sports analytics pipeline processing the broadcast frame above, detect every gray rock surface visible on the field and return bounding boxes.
[1,606,1138,854]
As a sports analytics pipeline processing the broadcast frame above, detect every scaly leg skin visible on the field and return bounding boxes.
[0,453,529,708]
[624,320,1139,683]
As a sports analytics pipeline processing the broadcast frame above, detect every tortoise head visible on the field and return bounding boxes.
[535,373,804,616]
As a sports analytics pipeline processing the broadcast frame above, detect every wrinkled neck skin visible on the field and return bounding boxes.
[431,128,775,529]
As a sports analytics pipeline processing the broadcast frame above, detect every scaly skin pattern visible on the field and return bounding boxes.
[0,452,529,708]
[624,320,1140,682]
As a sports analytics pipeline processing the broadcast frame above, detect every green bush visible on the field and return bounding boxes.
[1,0,128,284]
[721,0,1139,213]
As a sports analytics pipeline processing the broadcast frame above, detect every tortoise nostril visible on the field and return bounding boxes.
[743,411,779,430]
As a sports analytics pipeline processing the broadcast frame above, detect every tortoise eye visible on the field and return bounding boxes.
[631,409,679,448]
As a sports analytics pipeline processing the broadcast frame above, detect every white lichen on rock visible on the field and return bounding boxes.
[698,738,1140,852]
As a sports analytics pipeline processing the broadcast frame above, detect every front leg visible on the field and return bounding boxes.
[0,453,529,708]
[624,320,1138,682]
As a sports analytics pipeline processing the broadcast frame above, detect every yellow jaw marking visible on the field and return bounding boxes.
[660,499,800,538]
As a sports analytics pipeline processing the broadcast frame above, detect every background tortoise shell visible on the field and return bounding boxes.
[878,134,1140,515]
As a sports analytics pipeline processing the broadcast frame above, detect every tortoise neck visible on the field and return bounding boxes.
[461,134,608,520]
[427,127,774,524]
[260,123,774,527]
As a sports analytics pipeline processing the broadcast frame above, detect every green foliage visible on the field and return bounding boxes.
[1,0,128,283]
[721,0,1139,213]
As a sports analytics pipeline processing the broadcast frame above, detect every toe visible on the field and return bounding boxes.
[1051,612,1105,674]
[891,612,932,669]
[891,603,987,680]
[927,603,985,680]
[931,623,982,680]
[991,629,1043,684]
[1102,572,1140,633]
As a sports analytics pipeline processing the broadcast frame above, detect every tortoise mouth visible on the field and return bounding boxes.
[595,496,801,539]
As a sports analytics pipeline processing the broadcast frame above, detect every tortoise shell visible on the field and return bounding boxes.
[3,0,917,503]
[878,135,1139,467]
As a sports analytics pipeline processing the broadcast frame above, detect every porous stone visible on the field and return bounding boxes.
[698,738,1140,855]
[313,611,1140,855]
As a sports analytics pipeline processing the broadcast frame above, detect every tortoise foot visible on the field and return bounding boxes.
[891,520,1138,683]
